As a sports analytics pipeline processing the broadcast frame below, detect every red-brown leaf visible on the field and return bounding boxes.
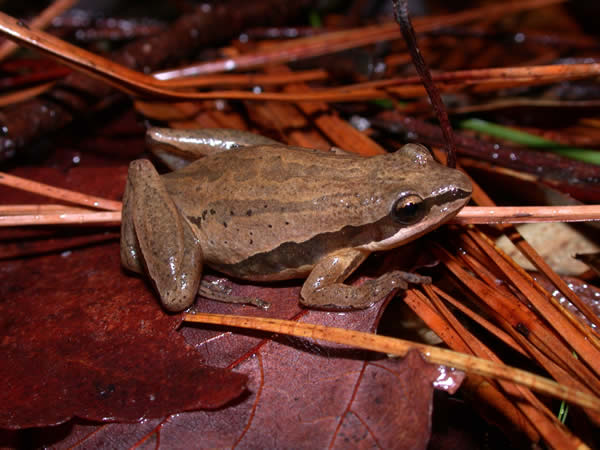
[30,277,449,448]
[0,242,247,428]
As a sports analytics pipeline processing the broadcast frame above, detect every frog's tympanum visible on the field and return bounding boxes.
[121,128,472,312]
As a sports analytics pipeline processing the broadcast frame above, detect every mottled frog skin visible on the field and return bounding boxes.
[121,128,471,311]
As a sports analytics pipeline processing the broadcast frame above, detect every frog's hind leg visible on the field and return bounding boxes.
[146,127,280,170]
[120,178,144,275]
[120,159,203,312]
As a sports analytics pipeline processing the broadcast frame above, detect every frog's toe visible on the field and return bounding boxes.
[161,284,197,312]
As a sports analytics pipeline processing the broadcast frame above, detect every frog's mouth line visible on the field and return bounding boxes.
[424,187,472,213]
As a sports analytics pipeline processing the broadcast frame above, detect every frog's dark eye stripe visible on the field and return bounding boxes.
[392,194,425,224]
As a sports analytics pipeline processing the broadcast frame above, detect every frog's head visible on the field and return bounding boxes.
[358,143,472,252]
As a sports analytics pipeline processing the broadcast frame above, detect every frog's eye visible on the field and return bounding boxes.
[392,194,425,224]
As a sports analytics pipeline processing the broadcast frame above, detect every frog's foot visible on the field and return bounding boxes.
[199,279,270,310]
[303,271,423,310]
[121,159,203,312]
[300,247,430,309]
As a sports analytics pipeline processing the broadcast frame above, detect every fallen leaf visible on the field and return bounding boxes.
[0,243,247,428]
[29,276,457,449]
[496,222,599,276]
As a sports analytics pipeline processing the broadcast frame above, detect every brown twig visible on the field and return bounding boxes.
[0,12,379,103]
[469,230,600,376]
[417,286,586,448]
[392,0,457,167]
[0,82,54,108]
[451,232,600,426]
[0,0,76,62]
[0,0,567,163]
[335,62,600,95]
[275,65,387,157]
[403,290,542,444]
[1,205,599,227]
[0,172,122,211]
[0,211,121,226]
[154,0,565,79]
[161,69,328,89]
[431,286,528,357]
[0,66,70,90]
[436,242,600,385]
[0,204,96,215]
[447,148,600,338]
[0,0,317,162]
[453,205,600,224]
[0,1,570,101]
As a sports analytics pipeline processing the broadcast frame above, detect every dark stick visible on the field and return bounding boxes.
[372,111,600,202]
[392,0,457,167]
[0,0,314,163]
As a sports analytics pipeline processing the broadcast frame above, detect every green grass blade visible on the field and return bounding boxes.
[459,118,600,165]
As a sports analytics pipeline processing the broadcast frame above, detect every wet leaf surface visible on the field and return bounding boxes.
[0,242,248,428]
[19,269,454,448]
[180,287,439,448]
[532,273,600,330]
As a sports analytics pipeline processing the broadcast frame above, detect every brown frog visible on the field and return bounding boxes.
[121,128,471,311]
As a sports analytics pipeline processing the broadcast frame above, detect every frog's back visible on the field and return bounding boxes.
[159,144,457,280]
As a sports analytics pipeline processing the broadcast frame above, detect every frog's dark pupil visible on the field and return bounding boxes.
[392,195,424,224]
[403,201,418,218]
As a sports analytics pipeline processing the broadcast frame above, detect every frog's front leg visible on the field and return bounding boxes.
[120,159,203,312]
[300,248,431,309]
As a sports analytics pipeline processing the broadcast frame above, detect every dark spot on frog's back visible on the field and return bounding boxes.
[188,216,202,227]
